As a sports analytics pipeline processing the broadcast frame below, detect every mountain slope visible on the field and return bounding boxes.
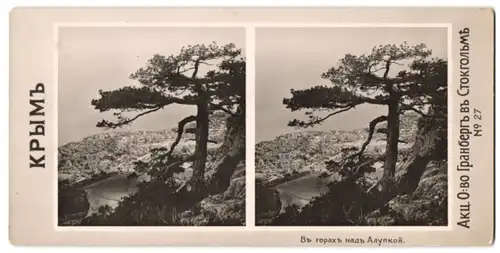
[58,113,227,183]
[255,112,419,186]
[58,112,246,226]
[255,111,448,226]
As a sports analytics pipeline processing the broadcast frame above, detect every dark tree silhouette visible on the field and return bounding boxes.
[91,42,245,198]
[283,42,447,194]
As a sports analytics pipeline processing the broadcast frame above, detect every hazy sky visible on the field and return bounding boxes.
[58,27,245,145]
[58,26,447,145]
[255,27,447,142]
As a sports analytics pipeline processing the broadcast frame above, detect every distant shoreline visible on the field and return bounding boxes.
[265,170,314,189]
[59,171,124,190]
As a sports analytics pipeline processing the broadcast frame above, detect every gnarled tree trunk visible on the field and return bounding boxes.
[206,105,246,195]
[381,98,400,193]
[394,108,447,194]
[188,100,210,197]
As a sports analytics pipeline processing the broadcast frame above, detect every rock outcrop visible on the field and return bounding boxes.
[365,161,447,225]
[179,174,246,225]
[182,111,247,225]
[365,111,447,226]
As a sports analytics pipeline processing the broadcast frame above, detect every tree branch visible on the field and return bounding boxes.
[289,105,356,128]
[166,115,197,158]
[192,59,202,92]
[383,58,392,80]
[366,180,381,194]
[91,86,198,113]
[164,154,197,176]
[391,61,405,66]
[209,102,237,117]
[382,58,398,95]
[187,138,217,144]
[92,86,202,129]
[199,61,214,66]
[177,66,196,74]
[351,154,385,179]
[360,96,391,105]
[343,115,388,165]
[399,104,428,117]
[97,106,163,129]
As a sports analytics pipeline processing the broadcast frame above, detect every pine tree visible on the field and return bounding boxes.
[91,42,245,198]
[283,42,447,194]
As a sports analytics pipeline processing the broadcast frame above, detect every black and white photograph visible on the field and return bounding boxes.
[9,7,495,246]
[255,27,448,226]
[57,27,246,226]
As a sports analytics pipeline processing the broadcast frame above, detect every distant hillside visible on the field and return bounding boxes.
[255,112,419,186]
[59,111,247,226]
[58,112,228,183]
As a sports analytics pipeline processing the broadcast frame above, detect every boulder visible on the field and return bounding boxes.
[364,160,447,226]
[178,175,246,226]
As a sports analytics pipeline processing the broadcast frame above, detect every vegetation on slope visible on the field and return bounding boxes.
[255,112,418,187]
[265,110,447,226]
[58,114,227,184]
[76,113,245,226]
